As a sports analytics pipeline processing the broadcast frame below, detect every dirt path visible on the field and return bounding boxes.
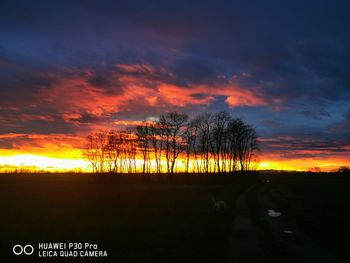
[223,185,263,263]
[224,184,341,263]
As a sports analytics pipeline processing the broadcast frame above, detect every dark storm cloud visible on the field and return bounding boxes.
[298,108,331,121]
[169,56,218,85]
[327,109,350,137]
[344,110,350,123]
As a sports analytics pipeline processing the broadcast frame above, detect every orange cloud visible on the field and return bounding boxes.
[0,133,85,158]
[113,120,153,126]
[115,63,157,75]
[39,75,118,117]
[34,65,267,123]
[225,93,265,107]
[158,83,266,107]
[157,84,215,106]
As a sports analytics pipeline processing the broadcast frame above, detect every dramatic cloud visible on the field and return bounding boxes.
[0,0,349,170]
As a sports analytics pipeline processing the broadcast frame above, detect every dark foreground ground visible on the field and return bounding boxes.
[0,172,349,263]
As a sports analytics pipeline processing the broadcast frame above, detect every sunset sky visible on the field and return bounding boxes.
[0,0,349,171]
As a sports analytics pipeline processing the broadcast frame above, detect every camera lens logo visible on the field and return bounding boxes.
[13,245,34,255]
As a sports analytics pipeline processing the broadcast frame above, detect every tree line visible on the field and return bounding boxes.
[83,111,259,174]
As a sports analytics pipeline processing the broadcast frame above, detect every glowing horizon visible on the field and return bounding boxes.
[0,150,348,173]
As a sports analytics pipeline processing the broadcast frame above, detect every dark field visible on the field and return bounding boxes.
[0,173,349,263]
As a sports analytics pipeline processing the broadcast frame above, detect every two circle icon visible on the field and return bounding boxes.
[13,245,34,255]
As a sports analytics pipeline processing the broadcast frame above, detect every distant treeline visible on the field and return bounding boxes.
[83,111,259,174]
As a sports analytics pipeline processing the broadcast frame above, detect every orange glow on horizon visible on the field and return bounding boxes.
[0,149,348,173]
[0,131,348,173]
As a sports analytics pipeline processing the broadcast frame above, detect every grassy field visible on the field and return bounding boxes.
[0,174,254,263]
[263,173,350,262]
[0,172,349,262]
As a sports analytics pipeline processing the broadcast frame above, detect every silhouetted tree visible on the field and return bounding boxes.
[135,123,151,174]
[83,110,259,174]
[84,131,107,173]
[158,112,189,174]
[210,111,231,173]
[84,135,99,173]
[338,166,350,174]
[149,124,163,174]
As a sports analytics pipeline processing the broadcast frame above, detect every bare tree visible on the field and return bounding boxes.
[158,112,189,174]
[182,121,196,173]
[83,135,99,173]
[195,112,212,173]
[83,131,108,173]
[149,124,163,173]
[210,111,231,173]
[135,123,151,174]
[83,111,259,174]
[105,130,121,172]
[226,118,259,172]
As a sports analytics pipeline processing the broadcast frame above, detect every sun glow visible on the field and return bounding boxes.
[0,152,348,173]
[259,162,270,168]
[0,154,90,172]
